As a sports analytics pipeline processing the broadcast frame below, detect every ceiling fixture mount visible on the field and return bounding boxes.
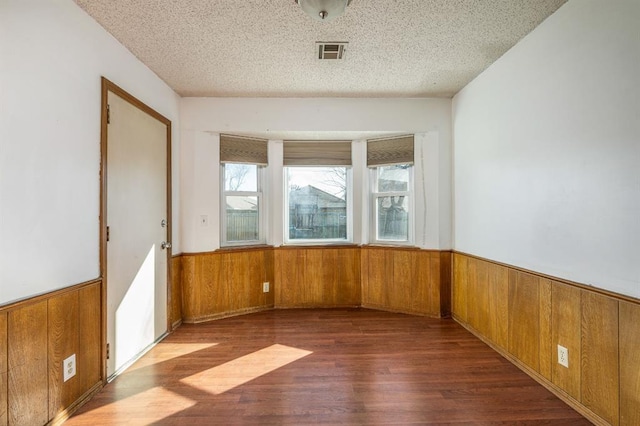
[296,0,352,22]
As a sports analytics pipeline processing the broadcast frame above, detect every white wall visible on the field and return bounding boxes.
[180,98,452,253]
[0,0,181,305]
[453,0,640,297]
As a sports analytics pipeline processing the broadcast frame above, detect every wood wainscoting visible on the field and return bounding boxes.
[181,247,275,323]
[169,255,182,330]
[275,246,361,308]
[452,252,640,426]
[180,245,451,319]
[362,246,450,317]
[0,280,103,426]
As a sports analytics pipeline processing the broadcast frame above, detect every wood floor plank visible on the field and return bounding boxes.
[67,309,589,425]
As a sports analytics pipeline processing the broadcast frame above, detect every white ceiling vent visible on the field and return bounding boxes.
[316,42,348,60]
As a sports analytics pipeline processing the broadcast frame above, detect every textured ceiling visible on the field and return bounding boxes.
[74,0,567,98]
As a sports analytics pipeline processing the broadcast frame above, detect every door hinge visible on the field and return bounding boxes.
[106,343,110,359]
[106,104,111,124]
[106,226,110,242]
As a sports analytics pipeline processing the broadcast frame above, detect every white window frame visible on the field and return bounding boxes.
[370,164,414,245]
[220,163,266,247]
[283,166,353,245]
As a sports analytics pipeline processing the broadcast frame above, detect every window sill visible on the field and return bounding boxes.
[216,244,274,252]
[279,243,360,249]
[363,243,420,250]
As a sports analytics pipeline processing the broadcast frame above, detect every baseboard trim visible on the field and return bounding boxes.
[107,331,170,382]
[171,318,183,331]
[48,381,103,426]
[182,305,275,324]
[452,315,610,426]
[361,303,445,319]
[275,304,361,310]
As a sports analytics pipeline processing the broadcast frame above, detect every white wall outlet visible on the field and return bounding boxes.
[263,282,270,293]
[63,354,76,382]
[557,344,569,368]
[200,215,209,227]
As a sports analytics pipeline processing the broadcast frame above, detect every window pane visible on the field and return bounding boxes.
[287,167,347,241]
[224,163,258,191]
[377,195,409,241]
[377,164,410,192]
[226,195,259,241]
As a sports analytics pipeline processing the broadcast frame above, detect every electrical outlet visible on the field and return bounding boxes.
[263,282,270,293]
[63,354,76,382]
[557,344,569,368]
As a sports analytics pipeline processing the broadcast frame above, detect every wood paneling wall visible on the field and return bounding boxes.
[181,248,275,323]
[275,246,361,308]
[619,302,640,425]
[8,301,48,425]
[507,270,542,373]
[551,282,581,400]
[452,252,640,426]
[581,292,619,424]
[183,246,450,318]
[48,292,78,418]
[439,251,452,317]
[361,247,449,317]
[0,280,102,426]
[170,255,182,329]
[77,284,101,401]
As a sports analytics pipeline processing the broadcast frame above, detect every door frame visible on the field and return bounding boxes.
[99,77,173,382]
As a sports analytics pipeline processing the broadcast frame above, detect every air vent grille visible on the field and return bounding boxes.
[316,42,348,60]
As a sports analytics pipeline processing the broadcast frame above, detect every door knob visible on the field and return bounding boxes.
[161,241,172,250]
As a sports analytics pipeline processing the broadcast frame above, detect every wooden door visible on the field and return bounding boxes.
[105,89,170,377]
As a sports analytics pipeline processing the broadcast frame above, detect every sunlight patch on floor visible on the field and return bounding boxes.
[181,344,313,394]
[126,343,219,372]
[71,386,195,423]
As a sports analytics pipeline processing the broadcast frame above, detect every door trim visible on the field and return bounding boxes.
[99,77,172,382]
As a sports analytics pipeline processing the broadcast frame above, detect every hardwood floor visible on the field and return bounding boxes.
[66,309,589,425]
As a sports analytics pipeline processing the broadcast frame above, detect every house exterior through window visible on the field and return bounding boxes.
[283,141,352,244]
[219,135,268,247]
[368,135,415,245]
[285,167,349,242]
